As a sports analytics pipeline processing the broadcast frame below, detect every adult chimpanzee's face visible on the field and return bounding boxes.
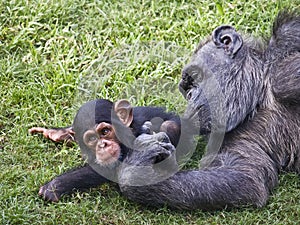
[179,25,266,135]
[179,40,233,135]
[83,122,121,166]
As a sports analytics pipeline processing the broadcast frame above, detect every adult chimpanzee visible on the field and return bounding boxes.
[30,99,180,202]
[118,11,300,210]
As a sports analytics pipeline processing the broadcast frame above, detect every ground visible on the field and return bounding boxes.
[0,0,299,224]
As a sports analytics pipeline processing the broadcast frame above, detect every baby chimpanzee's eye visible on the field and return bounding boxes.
[83,130,99,149]
[88,135,97,143]
[100,127,110,136]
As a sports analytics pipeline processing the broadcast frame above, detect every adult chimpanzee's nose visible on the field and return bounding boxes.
[181,66,196,86]
[181,68,189,81]
[179,67,193,96]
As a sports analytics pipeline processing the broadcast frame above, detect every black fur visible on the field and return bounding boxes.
[119,11,300,210]
[38,99,180,202]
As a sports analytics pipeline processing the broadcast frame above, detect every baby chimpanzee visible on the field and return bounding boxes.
[30,99,181,202]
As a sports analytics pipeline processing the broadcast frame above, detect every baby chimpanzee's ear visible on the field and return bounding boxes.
[114,99,134,127]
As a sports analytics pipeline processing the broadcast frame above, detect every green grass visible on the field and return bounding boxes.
[1,0,300,224]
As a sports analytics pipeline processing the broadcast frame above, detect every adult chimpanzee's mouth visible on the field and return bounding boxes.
[178,81,186,96]
[186,89,193,100]
[178,79,194,98]
[178,83,193,100]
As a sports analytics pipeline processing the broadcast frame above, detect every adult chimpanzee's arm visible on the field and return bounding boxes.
[119,147,279,211]
[39,164,110,202]
[119,133,278,210]
[120,165,275,210]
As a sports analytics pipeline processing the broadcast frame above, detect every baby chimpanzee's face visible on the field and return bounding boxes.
[83,122,121,166]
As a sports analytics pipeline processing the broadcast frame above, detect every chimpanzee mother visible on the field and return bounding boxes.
[118,11,300,210]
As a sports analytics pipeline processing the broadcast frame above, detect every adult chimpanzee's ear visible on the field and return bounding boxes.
[114,99,133,127]
[212,25,243,58]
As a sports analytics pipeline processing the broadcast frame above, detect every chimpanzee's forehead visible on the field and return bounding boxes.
[73,99,113,135]
[95,99,113,124]
[192,41,233,71]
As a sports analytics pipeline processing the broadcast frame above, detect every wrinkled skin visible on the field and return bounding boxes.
[119,11,300,210]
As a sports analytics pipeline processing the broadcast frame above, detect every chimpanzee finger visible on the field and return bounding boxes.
[141,121,153,134]
[28,127,48,136]
[38,182,60,202]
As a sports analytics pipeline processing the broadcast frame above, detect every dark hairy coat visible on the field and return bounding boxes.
[118,11,300,210]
